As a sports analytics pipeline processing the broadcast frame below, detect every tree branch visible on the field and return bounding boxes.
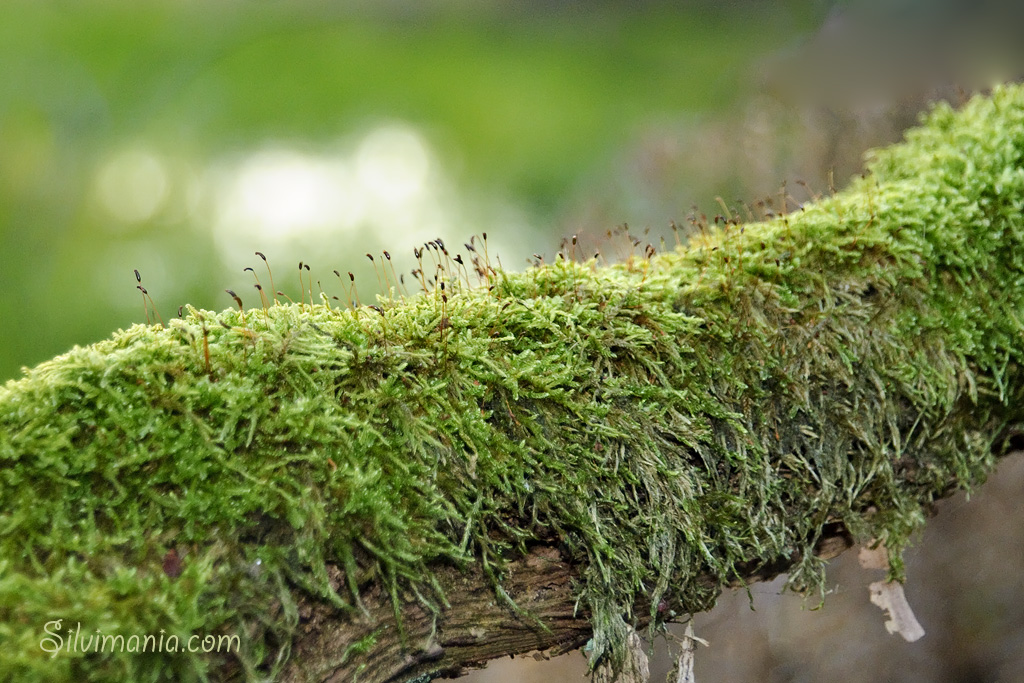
[3,85,1024,683]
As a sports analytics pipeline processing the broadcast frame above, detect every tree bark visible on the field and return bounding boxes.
[281,528,862,683]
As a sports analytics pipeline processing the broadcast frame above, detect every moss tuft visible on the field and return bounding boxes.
[3,84,1024,680]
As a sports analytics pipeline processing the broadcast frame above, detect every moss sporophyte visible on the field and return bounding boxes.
[3,84,1024,681]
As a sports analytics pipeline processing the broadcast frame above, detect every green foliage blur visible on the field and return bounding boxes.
[0,0,823,382]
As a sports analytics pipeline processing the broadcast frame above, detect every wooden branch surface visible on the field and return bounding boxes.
[283,528,860,682]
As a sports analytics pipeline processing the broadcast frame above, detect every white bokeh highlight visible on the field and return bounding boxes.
[95,147,171,225]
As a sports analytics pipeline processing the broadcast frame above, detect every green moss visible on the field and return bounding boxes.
[3,84,1024,681]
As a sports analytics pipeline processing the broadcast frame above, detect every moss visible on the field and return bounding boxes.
[3,84,1024,681]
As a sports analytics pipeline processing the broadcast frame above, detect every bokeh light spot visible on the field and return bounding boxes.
[355,125,431,205]
[95,147,170,225]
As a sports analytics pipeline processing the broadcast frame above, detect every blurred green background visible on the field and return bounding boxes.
[0,0,827,382]
[3,1,1024,681]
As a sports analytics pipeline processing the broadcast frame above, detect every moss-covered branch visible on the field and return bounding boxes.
[3,85,1024,682]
